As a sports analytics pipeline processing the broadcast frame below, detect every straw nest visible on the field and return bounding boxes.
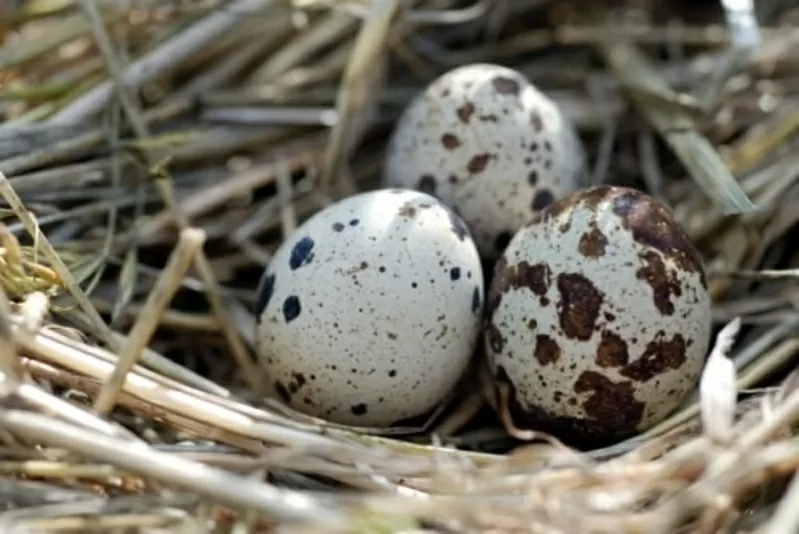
[0,0,798,532]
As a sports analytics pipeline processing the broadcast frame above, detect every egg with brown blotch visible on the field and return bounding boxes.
[382,63,587,260]
[484,185,711,448]
[255,189,484,427]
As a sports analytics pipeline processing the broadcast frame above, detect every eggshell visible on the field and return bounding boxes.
[383,63,587,259]
[255,189,484,427]
[485,185,711,446]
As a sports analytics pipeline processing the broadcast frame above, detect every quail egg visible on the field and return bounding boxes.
[383,63,587,259]
[485,185,711,446]
[255,189,484,427]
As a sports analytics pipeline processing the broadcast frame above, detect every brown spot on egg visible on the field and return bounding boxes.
[578,224,608,258]
[530,111,544,132]
[487,260,552,317]
[609,188,707,288]
[621,331,687,382]
[441,133,461,150]
[556,273,603,341]
[492,76,520,95]
[534,335,561,365]
[493,366,643,448]
[467,153,491,173]
[596,330,629,368]
[417,174,437,195]
[636,250,682,315]
[457,101,475,123]
[397,202,417,218]
[574,371,644,433]
[528,170,539,185]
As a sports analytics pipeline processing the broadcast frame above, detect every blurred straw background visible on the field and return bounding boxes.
[1,0,799,532]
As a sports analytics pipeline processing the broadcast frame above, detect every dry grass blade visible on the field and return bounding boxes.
[700,317,740,444]
[320,0,398,193]
[93,228,206,415]
[602,39,756,214]
[0,172,115,348]
[1,1,799,532]
[0,410,343,525]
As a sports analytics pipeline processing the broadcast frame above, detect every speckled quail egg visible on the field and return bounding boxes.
[383,63,587,259]
[484,185,711,447]
[255,188,484,427]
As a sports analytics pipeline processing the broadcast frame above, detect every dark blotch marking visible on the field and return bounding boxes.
[450,267,461,281]
[332,222,345,232]
[494,231,513,253]
[255,273,276,322]
[596,330,629,368]
[472,286,482,314]
[636,250,682,315]
[487,259,552,318]
[350,403,368,416]
[418,174,437,195]
[291,372,306,390]
[531,189,555,211]
[388,369,397,378]
[398,202,417,218]
[608,187,707,288]
[534,335,561,365]
[467,154,491,174]
[556,273,603,341]
[349,219,359,226]
[530,111,544,132]
[282,295,301,323]
[621,331,687,382]
[528,170,538,185]
[441,133,461,150]
[574,371,645,434]
[274,382,291,403]
[289,236,315,270]
[493,366,643,449]
[457,101,475,123]
[492,76,520,95]
[578,224,608,258]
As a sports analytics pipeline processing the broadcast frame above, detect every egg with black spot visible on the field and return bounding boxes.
[383,63,587,259]
[255,188,484,427]
[485,185,711,447]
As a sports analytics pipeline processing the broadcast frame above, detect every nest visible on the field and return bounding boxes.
[0,0,799,532]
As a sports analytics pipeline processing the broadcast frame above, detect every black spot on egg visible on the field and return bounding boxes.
[349,219,360,227]
[282,295,302,323]
[532,190,555,211]
[351,403,368,415]
[332,222,345,232]
[450,267,461,281]
[472,286,482,314]
[289,237,315,270]
[255,273,276,323]
[274,381,290,403]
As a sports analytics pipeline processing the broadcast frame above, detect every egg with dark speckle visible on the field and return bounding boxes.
[383,63,587,259]
[255,189,484,427]
[485,185,711,447]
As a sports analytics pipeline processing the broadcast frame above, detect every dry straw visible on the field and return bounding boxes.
[0,0,798,532]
